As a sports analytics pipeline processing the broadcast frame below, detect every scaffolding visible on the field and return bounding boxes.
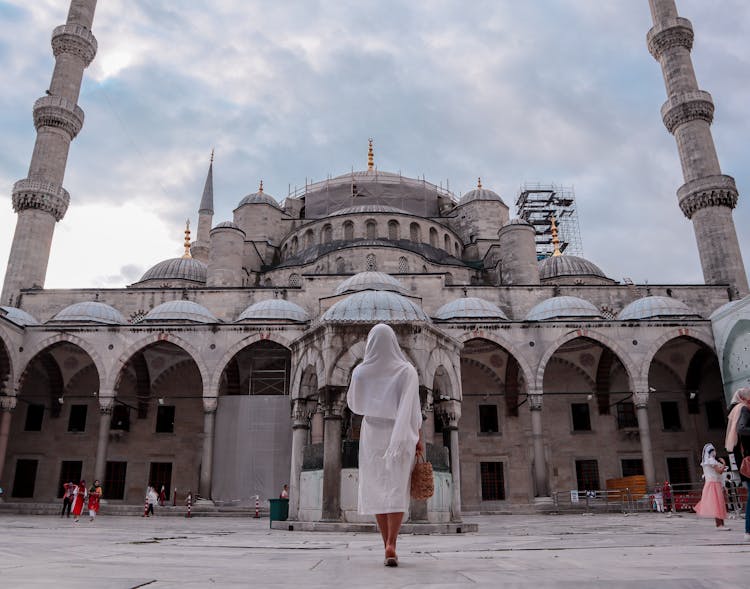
[516,183,583,259]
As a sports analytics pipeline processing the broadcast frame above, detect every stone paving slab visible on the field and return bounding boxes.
[0,512,746,588]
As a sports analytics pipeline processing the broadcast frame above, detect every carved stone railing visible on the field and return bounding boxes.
[33,95,85,138]
[12,178,70,221]
[677,174,738,219]
[51,23,97,66]
[660,90,714,134]
[647,17,694,60]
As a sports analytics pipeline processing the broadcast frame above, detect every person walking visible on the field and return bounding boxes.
[158,485,166,507]
[346,323,423,567]
[725,387,750,541]
[61,481,74,518]
[145,484,158,516]
[694,443,730,530]
[88,480,103,522]
[662,480,673,515]
[71,481,87,523]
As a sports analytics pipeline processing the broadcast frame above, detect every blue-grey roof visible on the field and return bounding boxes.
[334,272,406,295]
[0,306,40,326]
[618,296,699,320]
[212,221,244,232]
[329,204,410,216]
[137,257,207,284]
[526,296,601,321]
[538,255,608,281]
[709,299,742,320]
[505,217,533,227]
[322,290,430,323]
[238,299,309,322]
[237,191,281,209]
[49,302,126,324]
[434,297,509,321]
[459,187,505,206]
[143,300,218,323]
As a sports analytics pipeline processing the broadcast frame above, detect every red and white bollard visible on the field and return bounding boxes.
[254,496,260,519]
[186,492,192,518]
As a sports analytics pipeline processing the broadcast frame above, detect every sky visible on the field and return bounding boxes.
[0,0,748,289]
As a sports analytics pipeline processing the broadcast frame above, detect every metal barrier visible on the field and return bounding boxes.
[551,482,747,516]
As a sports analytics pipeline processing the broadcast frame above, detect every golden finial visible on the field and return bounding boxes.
[210,148,214,164]
[182,219,192,258]
[367,138,374,171]
[477,177,482,189]
[550,214,561,257]
[258,180,264,193]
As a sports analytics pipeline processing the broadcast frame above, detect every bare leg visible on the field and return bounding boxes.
[385,512,404,558]
[375,514,388,548]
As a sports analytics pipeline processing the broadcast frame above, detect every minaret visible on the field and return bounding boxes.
[647,0,748,295]
[191,150,214,263]
[1,1,98,305]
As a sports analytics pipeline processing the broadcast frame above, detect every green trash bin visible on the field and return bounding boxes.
[268,498,289,525]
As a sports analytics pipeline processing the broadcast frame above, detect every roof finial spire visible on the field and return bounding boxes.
[477,177,482,189]
[367,138,374,171]
[258,179,264,193]
[182,219,192,259]
[210,147,214,164]
[550,214,561,257]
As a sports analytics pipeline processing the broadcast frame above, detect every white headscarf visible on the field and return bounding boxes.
[701,443,716,466]
[347,323,422,458]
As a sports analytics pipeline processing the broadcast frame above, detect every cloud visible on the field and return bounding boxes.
[0,1,748,288]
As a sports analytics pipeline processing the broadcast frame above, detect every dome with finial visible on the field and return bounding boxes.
[237,180,281,209]
[143,300,218,323]
[322,290,430,323]
[237,299,309,322]
[132,221,208,286]
[434,297,509,321]
[618,296,699,320]
[526,296,602,321]
[334,272,407,295]
[459,178,505,205]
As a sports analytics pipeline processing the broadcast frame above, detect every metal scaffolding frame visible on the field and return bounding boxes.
[516,183,583,259]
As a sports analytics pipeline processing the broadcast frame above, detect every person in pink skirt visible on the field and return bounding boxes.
[694,443,730,530]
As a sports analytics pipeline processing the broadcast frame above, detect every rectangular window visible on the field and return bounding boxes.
[155,405,175,433]
[104,461,127,500]
[110,404,130,431]
[616,401,638,429]
[57,460,83,498]
[575,459,600,491]
[12,458,38,498]
[478,405,499,434]
[661,401,681,431]
[666,457,691,486]
[571,403,591,431]
[621,458,644,477]
[24,404,45,431]
[67,404,88,432]
[705,400,726,430]
[480,462,505,500]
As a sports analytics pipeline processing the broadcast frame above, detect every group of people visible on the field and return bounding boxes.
[61,480,102,523]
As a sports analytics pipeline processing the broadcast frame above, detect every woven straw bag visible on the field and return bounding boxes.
[410,453,434,500]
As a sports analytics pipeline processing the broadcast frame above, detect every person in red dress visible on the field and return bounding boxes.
[71,481,87,523]
[88,480,103,522]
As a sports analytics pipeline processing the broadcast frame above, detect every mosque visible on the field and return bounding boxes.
[0,0,749,522]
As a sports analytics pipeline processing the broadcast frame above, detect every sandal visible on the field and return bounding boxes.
[385,556,398,567]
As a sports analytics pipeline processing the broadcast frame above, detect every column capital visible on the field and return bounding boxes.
[203,396,218,414]
[291,398,313,429]
[320,386,346,419]
[0,395,17,412]
[633,391,650,408]
[98,394,114,414]
[436,399,461,429]
[528,393,543,411]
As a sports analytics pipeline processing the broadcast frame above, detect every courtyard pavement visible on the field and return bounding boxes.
[0,511,746,588]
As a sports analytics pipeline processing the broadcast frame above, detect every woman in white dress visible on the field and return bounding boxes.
[347,323,423,567]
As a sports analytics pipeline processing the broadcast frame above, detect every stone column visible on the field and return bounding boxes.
[321,386,345,521]
[311,410,324,444]
[0,396,17,489]
[198,397,218,501]
[529,393,549,497]
[634,391,656,488]
[93,395,113,482]
[289,398,312,520]
[438,400,462,522]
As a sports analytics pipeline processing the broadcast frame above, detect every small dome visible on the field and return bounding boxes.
[459,187,505,206]
[334,272,407,295]
[0,306,40,326]
[618,296,699,320]
[322,290,430,323]
[138,257,207,284]
[434,297,509,321]
[505,217,533,227]
[539,255,608,281]
[143,300,218,323]
[50,302,126,324]
[526,296,601,321]
[237,190,280,209]
[709,299,743,320]
[212,221,244,232]
[329,204,410,216]
[238,299,309,322]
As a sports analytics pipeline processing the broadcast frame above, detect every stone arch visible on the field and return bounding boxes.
[211,332,295,396]
[19,333,107,392]
[636,327,715,388]
[329,338,424,387]
[109,333,209,397]
[410,222,422,243]
[291,235,298,255]
[0,333,14,395]
[304,228,315,249]
[535,330,637,393]
[388,219,400,240]
[429,227,438,247]
[443,233,451,251]
[291,346,326,400]
[321,223,333,244]
[424,347,462,401]
[455,331,534,394]
[365,219,377,240]
[343,220,354,241]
